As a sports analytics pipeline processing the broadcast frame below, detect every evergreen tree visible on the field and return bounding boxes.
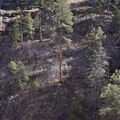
[15,0,28,41]
[87,27,106,57]
[69,90,88,120]
[110,69,120,84]
[100,70,120,120]
[34,11,40,29]
[52,0,73,35]
[87,27,109,119]
[94,0,119,33]
[23,12,34,39]
[93,0,105,28]
[113,9,120,25]
[52,0,73,82]
[9,61,31,89]
[11,19,21,44]
[32,0,55,40]
[33,0,45,41]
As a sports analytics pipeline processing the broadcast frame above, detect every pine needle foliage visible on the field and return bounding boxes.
[69,90,88,120]
[11,19,21,44]
[100,70,120,120]
[113,9,120,25]
[110,69,120,84]
[87,27,109,119]
[33,78,41,90]
[52,0,73,34]
[23,12,34,39]
[87,27,106,54]
[9,61,31,89]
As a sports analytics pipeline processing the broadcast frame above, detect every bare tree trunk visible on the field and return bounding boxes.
[59,33,62,83]
[39,13,42,42]
[19,1,24,49]
[20,15,23,42]
[104,3,107,34]
[85,3,88,35]
[107,3,110,39]
[39,3,42,42]
[20,2,23,42]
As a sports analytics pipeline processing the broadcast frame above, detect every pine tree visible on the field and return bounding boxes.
[32,0,54,40]
[94,0,119,34]
[9,61,31,89]
[23,12,34,39]
[100,70,120,120]
[11,19,21,44]
[114,9,120,24]
[93,0,105,28]
[110,69,120,84]
[87,27,109,119]
[52,0,73,35]
[69,90,88,120]
[87,27,106,57]
[33,0,45,41]
[15,0,28,41]
[52,0,73,82]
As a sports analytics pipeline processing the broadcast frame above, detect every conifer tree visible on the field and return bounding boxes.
[23,12,34,39]
[33,0,45,41]
[94,0,119,34]
[69,90,88,120]
[114,9,120,24]
[87,27,109,119]
[52,0,73,82]
[87,27,106,57]
[11,19,21,44]
[100,70,120,120]
[52,0,73,35]
[88,40,108,113]
[15,0,28,41]
[9,61,31,89]
[93,0,105,28]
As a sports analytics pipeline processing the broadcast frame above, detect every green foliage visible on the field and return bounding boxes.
[87,27,106,53]
[110,69,120,85]
[35,0,53,8]
[100,70,120,119]
[23,12,35,39]
[100,84,120,116]
[63,37,72,44]
[52,0,73,34]
[86,27,108,68]
[69,90,88,120]
[9,61,31,89]
[94,0,105,13]
[33,78,40,90]
[114,9,120,26]
[11,19,21,44]
[87,27,108,119]
[34,11,41,29]
[88,44,108,80]
[15,0,28,10]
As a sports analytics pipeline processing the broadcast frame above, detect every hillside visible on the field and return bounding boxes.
[0,0,120,120]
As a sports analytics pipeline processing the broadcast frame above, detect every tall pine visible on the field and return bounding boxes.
[52,0,73,82]
[100,69,120,120]
[87,27,109,119]
[11,19,21,44]
[15,0,28,41]
[23,12,34,39]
